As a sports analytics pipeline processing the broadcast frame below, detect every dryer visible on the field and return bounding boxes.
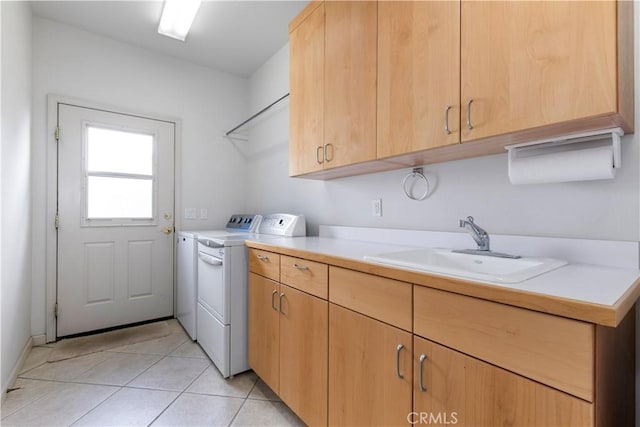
[196,213,306,377]
[176,214,261,340]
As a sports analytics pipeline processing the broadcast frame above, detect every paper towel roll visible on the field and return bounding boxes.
[508,145,616,185]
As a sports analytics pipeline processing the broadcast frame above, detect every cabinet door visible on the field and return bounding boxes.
[377,0,460,158]
[329,304,412,426]
[289,2,324,176]
[461,1,617,142]
[414,337,593,426]
[279,284,328,426]
[413,337,466,425]
[248,273,280,393]
[324,1,377,169]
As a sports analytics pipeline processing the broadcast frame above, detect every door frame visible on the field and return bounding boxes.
[45,94,183,342]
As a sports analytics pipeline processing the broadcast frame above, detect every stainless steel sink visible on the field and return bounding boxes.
[364,248,567,283]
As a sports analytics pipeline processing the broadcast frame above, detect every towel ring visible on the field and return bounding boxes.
[402,168,430,201]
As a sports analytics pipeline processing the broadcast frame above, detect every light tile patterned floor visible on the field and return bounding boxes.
[1,320,305,426]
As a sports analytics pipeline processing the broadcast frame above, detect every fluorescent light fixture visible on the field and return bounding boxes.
[158,0,202,41]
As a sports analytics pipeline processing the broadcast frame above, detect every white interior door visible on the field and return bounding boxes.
[57,103,175,337]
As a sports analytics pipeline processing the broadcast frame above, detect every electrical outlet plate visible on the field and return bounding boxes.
[372,199,382,217]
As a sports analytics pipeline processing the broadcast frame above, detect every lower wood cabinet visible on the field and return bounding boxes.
[413,336,593,426]
[246,245,635,426]
[279,283,328,425]
[248,272,328,426]
[248,273,279,391]
[328,303,412,426]
[413,285,593,401]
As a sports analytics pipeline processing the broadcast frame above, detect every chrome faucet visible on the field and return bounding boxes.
[454,216,521,259]
[459,216,490,251]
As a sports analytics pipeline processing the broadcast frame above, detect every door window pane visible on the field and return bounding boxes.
[84,124,156,223]
[87,177,153,219]
[87,126,153,175]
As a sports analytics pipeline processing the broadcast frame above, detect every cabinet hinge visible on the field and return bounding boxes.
[54,302,58,318]
[55,213,60,229]
[55,126,60,142]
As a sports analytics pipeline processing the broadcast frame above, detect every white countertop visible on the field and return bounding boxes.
[247,235,640,309]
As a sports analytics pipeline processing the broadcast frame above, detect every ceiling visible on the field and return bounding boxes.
[30,1,309,78]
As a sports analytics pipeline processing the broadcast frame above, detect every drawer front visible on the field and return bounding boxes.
[248,249,280,281]
[280,255,328,300]
[414,285,594,401]
[329,267,412,332]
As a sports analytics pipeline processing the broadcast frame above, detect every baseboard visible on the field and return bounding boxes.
[31,335,46,346]
[2,336,33,403]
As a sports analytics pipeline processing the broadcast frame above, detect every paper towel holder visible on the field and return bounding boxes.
[505,127,623,169]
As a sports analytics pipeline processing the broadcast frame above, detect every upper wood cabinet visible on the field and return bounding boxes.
[460,0,633,142]
[289,2,324,176]
[289,0,633,179]
[377,1,460,158]
[324,1,377,170]
[289,1,377,177]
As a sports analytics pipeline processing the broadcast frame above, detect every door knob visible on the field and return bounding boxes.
[162,227,173,234]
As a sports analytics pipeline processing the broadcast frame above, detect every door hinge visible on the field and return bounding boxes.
[55,213,60,229]
[54,302,58,318]
[54,126,60,142]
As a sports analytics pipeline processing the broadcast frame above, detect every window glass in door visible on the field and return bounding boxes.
[84,125,155,222]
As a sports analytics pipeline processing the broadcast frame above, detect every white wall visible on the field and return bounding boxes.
[1,1,33,392]
[246,46,640,240]
[31,17,249,337]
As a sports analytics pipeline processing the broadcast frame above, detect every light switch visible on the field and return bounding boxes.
[199,208,208,220]
[185,208,197,219]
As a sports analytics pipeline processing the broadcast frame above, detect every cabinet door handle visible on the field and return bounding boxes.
[418,354,427,392]
[316,146,324,164]
[396,344,405,379]
[324,144,333,162]
[279,293,286,315]
[271,290,278,311]
[293,263,309,270]
[444,105,452,135]
[466,99,474,130]
[257,254,269,262]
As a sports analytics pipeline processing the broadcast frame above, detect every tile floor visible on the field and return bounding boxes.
[1,320,304,426]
